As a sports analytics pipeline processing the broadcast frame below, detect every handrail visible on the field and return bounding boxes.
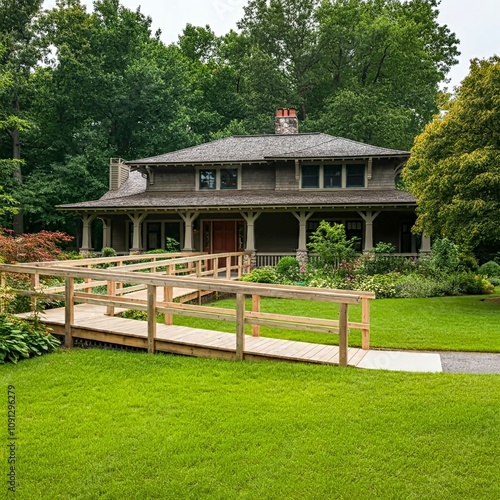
[0,255,374,366]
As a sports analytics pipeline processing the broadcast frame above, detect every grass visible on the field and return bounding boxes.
[1,349,499,499]
[169,289,500,353]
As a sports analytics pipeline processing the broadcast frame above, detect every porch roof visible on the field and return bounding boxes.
[126,133,409,166]
[58,187,416,212]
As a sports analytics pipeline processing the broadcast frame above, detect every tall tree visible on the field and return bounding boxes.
[238,0,459,149]
[0,0,44,233]
[403,57,500,257]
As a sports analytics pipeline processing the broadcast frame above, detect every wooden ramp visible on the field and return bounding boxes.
[29,304,369,368]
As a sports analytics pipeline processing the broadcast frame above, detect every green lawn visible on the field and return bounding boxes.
[1,349,499,499]
[171,290,500,353]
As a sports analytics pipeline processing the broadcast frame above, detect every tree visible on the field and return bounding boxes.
[403,57,500,257]
[0,0,44,233]
[238,0,459,149]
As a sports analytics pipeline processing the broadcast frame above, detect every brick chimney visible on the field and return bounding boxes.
[275,108,298,135]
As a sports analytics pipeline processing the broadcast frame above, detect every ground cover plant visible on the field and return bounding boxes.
[1,349,499,499]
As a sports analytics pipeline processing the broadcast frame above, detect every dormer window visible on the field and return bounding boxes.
[301,162,366,189]
[197,166,240,190]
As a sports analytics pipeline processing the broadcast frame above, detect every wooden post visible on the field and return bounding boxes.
[147,284,157,354]
[30,272,40,313]
[338,303,348,367]
[195,260,202,304]
[213,257,219,279]
[84,264,92,293]
[361,297,370,350]
[163,285,173,325]
[106,280,116,316]
[252,294,261,337]
[236,293,245,361]
[65,277,74,348]
[226,256,231,279]
[237,254,243,278]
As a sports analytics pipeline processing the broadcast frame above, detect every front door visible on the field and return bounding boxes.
[203,221,243,269]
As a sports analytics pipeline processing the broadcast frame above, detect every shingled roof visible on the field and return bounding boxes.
[127,133,409,166]
[58,171,416,211]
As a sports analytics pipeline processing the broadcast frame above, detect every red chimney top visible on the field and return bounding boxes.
[275,108,299,134]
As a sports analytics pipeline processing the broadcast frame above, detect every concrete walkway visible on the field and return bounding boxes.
[358,349,500,374]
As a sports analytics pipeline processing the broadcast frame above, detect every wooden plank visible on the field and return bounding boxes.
[339,303,348,367]
[245,316,339,335]
[235,293,245,360]
[251,295,260,337]
[64,277,74,348]
[106,280,116,316]
[147,285,156,354]
[361,297,370,350]
[163,286,173,325]
[348,348,369,367]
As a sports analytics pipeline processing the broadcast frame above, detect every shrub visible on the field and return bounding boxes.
[276,257,300,282]
[446,273,494,295]
[0,314,60,364]
[430,238,460,272]
[307,221,358,269]
[120,310,148,321]
[394,274,448,298]
[353,274,398,298]
[487,277,500,287]
[165,237,180,252]
[101,247,117,257]
[478,260,500,277]
[241,267,278,283]
[0,229,73,263]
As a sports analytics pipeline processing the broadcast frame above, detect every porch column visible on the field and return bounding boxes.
[101,218,112,249]
[358,211,380,253]
[292,211,313,252]
[420,235,431,254]
[241,211,261,252]
[180,211,198,251]
[80,214,96,252]
[128,213,147,253]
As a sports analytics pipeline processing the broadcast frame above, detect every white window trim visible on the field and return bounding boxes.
[300,162,367,189]
[196,166,242,191]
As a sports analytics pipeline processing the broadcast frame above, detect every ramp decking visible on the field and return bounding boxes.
[28,304,369,367]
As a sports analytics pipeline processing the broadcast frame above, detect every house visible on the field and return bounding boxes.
[58,109,428,265]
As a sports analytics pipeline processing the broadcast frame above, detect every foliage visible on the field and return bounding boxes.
[404,57,500,257]
[430,238,460,272]
[353,273,398,299]
[307,221,358,270]
[241,266,278,283]
[0,228,73,263]
[101,247,117,257]
[478,261,500,278]
[120,309,147,321]
[487,277,500,287]
[276,256,301,282]
[0,313,59,364]
[165,237,180,252]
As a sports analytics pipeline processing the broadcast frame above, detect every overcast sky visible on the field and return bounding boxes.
[48,0,499,91]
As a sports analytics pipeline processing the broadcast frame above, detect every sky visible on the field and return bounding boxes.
[46,0,499,91]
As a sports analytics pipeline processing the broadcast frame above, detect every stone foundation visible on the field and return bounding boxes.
[296,250,309,268]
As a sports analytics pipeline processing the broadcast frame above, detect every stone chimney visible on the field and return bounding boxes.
[275,108,299,135]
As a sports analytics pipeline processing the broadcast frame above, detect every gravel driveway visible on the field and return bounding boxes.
[440,352,500,374]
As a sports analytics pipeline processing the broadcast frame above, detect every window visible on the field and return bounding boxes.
[301,163,365,189]
[220,168,238,189]
[197,166,240,190]
[346,164,365,188]
[346,221,363,251]
[301,165,320,188]
[324,165,342,188]
[199,169,217,190]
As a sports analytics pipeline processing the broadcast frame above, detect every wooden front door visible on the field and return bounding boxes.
[203,221,243,269]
